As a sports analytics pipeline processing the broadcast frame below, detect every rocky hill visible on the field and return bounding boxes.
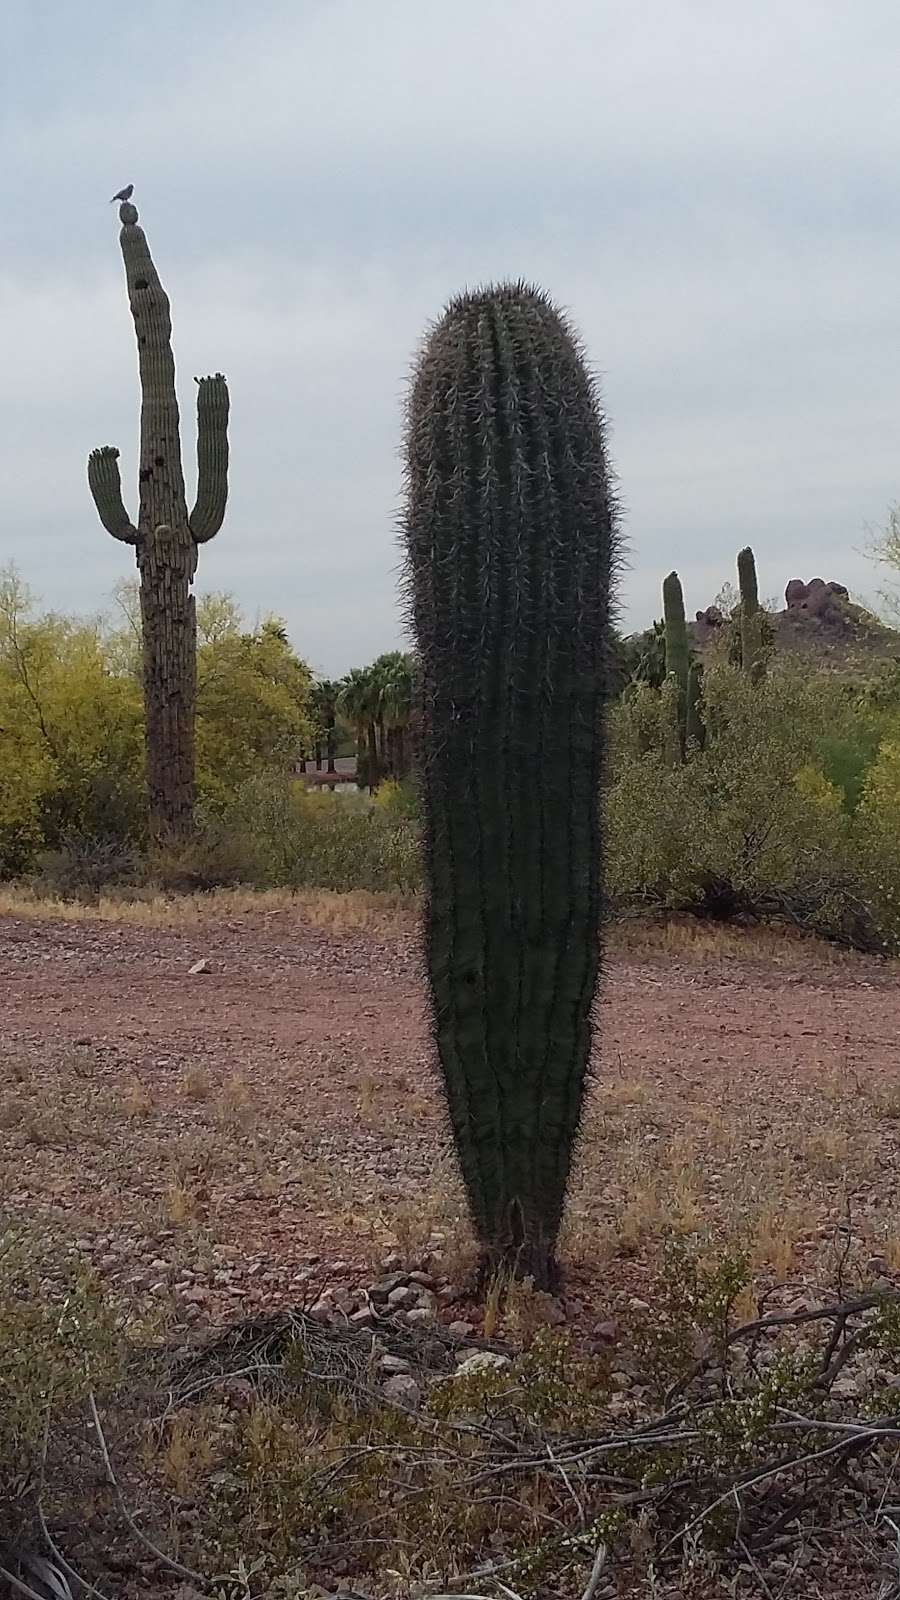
[691,577,900,672]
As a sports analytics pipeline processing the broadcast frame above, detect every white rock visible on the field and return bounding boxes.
[188,958,211,975]
[455,1350,510,1377]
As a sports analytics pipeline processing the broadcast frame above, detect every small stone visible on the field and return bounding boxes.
[369,1273,408,1304]
[349,1307,376,1329]
[540,1297,566,1327]
[382,1373,422,1408]
[310,1297,333,1319]
[387,1285,419,1312]
[592,1319,619,1344]
[629,1297,651,1313]
[448,1320,475,1340]
[409,1270,435,1288]
[405,1306,434,1328]
[188,958,211,975]
[181,1285,208,1306]
[381,1252,404,1271]
[223,1377,255,1410]
[379,1354,411,1375]
[455,1350,510,1376]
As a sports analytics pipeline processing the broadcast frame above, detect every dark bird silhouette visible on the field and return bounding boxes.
[110,184,134,203]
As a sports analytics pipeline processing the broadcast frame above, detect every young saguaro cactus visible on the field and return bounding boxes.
[403,283,619,1289]
[662,570,704,756]
[738,545,764,681]
[88,198,229,838]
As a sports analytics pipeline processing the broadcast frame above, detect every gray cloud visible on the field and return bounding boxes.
[2,0,898,673]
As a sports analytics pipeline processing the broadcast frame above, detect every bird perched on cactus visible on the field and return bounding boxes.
[403,282,619,1290]
[109,183,134,203]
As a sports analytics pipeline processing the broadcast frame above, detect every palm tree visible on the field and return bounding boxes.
[310,678,339,773]
[374,651,415,779]
[337,667,372,790]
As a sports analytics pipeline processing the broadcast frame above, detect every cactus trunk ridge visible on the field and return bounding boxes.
[403,283,619,1287]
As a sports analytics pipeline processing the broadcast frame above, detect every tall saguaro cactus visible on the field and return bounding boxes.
[403,283,619,1289]
[88,199,229,838]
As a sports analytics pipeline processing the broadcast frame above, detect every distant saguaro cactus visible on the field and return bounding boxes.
[404,283,619,1289]
[88,199,229,838]
[662,570,703,756]
[738,546,765,681]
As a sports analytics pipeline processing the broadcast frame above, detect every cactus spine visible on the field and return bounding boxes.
[738,545,764,681]
[88,199,229,838]
[403,284,618,1289]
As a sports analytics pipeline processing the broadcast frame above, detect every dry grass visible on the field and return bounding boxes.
[4,882,890,971]
[0,883,415,934]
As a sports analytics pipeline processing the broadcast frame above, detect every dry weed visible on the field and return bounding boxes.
[123,1079,154,1118]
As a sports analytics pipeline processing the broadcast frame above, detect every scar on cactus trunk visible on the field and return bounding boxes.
[87,199,229,840]
[403,283,619,1291]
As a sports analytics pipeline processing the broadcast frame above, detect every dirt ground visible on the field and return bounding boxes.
[2,900,899,1333]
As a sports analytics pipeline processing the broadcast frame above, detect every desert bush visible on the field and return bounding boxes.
[218,774,422,893]
[0,1227,122,1547]
[147,821,266,893]
[31,831,144,901]
[607,665,900,951]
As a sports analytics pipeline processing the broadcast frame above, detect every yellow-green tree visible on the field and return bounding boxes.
[0,566,145,870]
[194,599,313,809]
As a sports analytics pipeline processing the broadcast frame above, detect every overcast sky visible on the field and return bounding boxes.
[2,1,898,677]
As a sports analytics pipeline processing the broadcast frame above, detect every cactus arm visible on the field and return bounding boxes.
[189,374,230,542]
[87,447,138,543]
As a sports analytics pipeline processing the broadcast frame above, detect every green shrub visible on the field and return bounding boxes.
[31,831,144,901]
[219,774,422,893]
[607,665,900,951]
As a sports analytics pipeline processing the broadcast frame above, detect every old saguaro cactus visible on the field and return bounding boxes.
[88,199,229,837]
[403,284,619,1288]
